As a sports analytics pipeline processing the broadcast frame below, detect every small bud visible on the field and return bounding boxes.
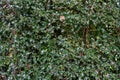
[59,16,65,22]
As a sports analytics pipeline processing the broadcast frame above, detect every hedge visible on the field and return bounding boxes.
[0,0,120,80]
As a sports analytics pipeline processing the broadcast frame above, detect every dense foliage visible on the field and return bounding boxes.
[0,0,120,80]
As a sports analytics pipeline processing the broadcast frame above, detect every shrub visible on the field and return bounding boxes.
[0,0,120,80]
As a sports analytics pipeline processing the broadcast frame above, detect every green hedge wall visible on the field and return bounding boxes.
[0,0,120,80]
